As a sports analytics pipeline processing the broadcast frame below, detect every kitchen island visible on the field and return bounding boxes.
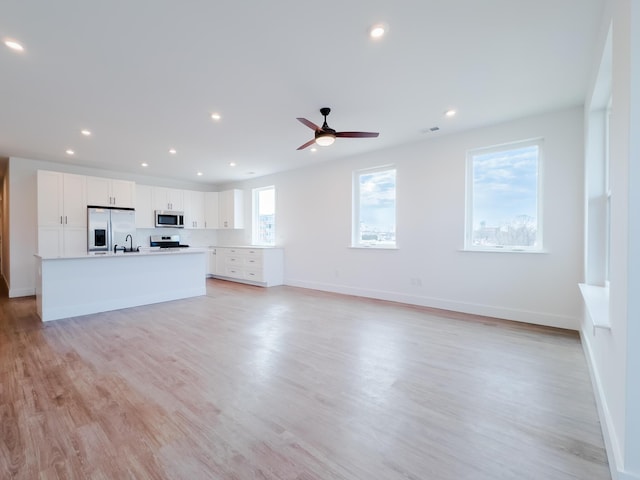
[35,248,207,322]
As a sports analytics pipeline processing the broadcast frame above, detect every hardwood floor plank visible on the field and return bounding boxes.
[0,279,610,479]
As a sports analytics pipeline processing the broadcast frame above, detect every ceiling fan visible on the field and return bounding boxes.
[296,107,379,150]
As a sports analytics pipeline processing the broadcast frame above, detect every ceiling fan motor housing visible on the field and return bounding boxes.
[315,128,336,138]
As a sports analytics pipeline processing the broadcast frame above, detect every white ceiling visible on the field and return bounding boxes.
[0,1,604,186]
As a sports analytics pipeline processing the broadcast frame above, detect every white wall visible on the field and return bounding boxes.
[580,0,640,478]
[7,158,39,296]
[1,159,10,291]
[225,107,585,330]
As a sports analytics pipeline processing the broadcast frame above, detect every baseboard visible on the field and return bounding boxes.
[8,286,36,298]
[285,279,578,330]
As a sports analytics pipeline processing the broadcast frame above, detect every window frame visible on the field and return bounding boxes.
[252,185,276,246]
[352,165,397,249]
[604,97,612,286]
[464,138,544,252]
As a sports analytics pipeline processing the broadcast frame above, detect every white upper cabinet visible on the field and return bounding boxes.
[86,176,135,208]
[135,185,155,228]
[183,190,205,229]
[37,170,64,228]
[204,192,219,229]
[153,186,184,211]
[37,171,87,228]
[111,179,136,208]
[37,170,87,257]
[218,189,244,229]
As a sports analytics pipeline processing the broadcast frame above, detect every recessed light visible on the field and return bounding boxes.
[197,172,203,176]
[65,149,75,155]
[4,40,24,52]
[81,129,92,136]
[141,163,149,167]
[169,148,177,154]
[229,162,236,167]
[211,113,221,121]
[310,147,317,153]
[445,109,456,117]
[369,23,386,39]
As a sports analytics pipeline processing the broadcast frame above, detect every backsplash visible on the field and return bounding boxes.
[135,228,218,248]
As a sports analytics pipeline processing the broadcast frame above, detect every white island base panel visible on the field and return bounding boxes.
[35,250,207,322]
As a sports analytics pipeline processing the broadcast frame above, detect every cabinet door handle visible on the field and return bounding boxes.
[60,216,63,224]
[65,216,68,224]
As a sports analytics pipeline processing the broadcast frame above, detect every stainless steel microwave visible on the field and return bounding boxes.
[155,210,184,228]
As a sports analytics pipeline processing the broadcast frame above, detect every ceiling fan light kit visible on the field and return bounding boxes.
[296,107,379,150]
[315,134,335,147]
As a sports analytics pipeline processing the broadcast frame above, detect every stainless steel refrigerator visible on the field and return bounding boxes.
[87,206,136,253]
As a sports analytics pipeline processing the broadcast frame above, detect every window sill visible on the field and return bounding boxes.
[579,283,611,333]
[349,245,398,250]
[460,248,548,254]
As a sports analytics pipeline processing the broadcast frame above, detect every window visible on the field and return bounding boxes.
[252,186,275,245]
[353,166,396,248]
[465,139,543,251]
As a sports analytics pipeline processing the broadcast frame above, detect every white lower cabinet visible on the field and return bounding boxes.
[207,248,216,276]
[213,247,283,287]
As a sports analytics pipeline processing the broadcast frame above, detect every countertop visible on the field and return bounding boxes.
[210,245,282,249]
[35,247,208,261]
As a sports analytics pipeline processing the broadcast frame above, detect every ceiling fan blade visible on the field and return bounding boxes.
[335,131,379,138]
[297,118,321,131]
[296,138,317,150]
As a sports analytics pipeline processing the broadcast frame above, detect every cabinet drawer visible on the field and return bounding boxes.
[224,266,244,279]
[244,256,263,267]
[225,255,245,265]
[243,268,264,282]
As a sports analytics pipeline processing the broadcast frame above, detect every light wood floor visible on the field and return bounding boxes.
[1,279,609,479]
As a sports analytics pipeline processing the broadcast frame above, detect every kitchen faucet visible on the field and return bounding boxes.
[126,234,133,252]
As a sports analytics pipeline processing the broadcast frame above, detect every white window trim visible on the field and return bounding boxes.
[464,138,544,253]
[352,165,397,249]
[604,97,612,286]
[252,185,275,246]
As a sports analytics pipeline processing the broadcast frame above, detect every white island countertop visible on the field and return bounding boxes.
[35,248,207,321]
[35,247,208,261]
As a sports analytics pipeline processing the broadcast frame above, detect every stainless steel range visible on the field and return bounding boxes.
[149,234,190,249]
